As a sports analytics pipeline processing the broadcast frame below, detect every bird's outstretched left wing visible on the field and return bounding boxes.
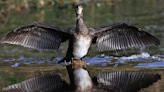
[0,22,72,50]
[2,73,69,92]
[92,71,161,92]
[93,23,160,51]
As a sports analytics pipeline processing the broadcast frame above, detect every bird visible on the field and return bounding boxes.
[2,59,161,92]
[0,4,160,86]
[0,5,160,61]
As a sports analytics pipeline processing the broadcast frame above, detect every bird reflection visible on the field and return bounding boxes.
[3,59,161,92]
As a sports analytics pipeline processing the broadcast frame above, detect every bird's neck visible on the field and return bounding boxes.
[75,15,89,34]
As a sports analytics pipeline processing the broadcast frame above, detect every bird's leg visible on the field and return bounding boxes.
[79,57,87,69]
[72,59,86,69]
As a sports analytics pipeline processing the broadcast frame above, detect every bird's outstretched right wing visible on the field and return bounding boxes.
[92,71,161,92]
[0,22,72,50]
[2,73,69,92]
[93,23,160,51]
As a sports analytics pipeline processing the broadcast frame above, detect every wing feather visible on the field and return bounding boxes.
[93,23,160,51]
[1,22,72,50]
[2,74,68,92]
[92,71,161,92]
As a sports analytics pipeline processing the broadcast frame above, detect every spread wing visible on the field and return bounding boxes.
[93,23,160,51]
[0,22,72,50]
[92,71,161,92]
[2,74,69,92]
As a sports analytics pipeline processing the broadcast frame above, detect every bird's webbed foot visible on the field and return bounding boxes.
[72,59,87,69]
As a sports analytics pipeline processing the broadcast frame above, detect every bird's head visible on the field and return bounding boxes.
[74,4,83,17]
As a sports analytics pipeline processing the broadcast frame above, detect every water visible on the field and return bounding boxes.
[135,61,164,68]
[0,51,163,68]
